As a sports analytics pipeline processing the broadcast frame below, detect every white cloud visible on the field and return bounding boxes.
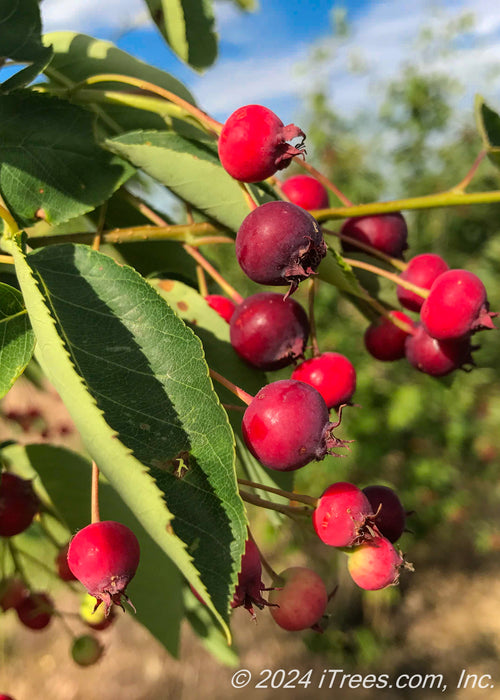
[41,0,147,33]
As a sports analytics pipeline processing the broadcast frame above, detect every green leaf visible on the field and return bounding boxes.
[0,0,53,91]
[0,91,134,227]
[475,95,500,170]
[319,246,367,297]
[145,0,218,72]
[2,443,183,656]
[5,238,247,641]
[0,281,35,398]
[106,130,268,232]
[183,587,239,666]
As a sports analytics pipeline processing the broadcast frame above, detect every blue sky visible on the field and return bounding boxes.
[39,0,500,127]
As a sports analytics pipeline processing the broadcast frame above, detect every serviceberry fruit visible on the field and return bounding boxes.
[281,174,329,210]
[405,323,476,377]
[397,253,449,312]
[79,593,116,631]
[16,591,54,630]
[230,292,309,371]
[205,294,236,323]
[364,311,415,362]
[341,213,408,258]
[218,104,305,183]
[313,482,374,548]
[0,472,39,537]
[71,634,104,667]
[67,521,140,615]
[362,485,407,543]
[55,543,77,582]
[231,539,270,618]
[236,201,327,297]
[0,577,28,611]
[269,567,328,631]
[242,379,348,471]
[347,536,410,590]
[291,352,356,409]
[420,269,497,340]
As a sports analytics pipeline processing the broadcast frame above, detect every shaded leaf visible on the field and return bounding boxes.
[0,281,35,398]
[475,95,500,170]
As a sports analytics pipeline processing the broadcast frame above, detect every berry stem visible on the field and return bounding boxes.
[196,265,208,297]
[293,158,353,207]
[308,278,320,357]
[0,254,14,265]
[184,244,244,303]
[222,403,246,412]
[91,461,101,524]
[240,490,312,518]
[451,150,487,193]
[209,369,253,406]
[237,478,317,507]
[322,227,407,271]
[239,182,259,211]
[7,541,28,585]
[343,257,429,298]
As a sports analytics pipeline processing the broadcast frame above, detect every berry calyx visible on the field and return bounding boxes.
[340,213,408,259]
[347,536,411,590]
[16,591,54,630]
[291,352,356,409]
[420,269,497,340]
[364,311,415,362]
[281,175,329,210]
[71,634,104,667]
[67,521,140,615]
[242,379,349,472]
[405,323,476,377]
[0,472,39,537]
[397,253,449,312]
[79,593,116,630]
[231,539,271,618]
[205,294,237,323]
[362,485,407,543]
[236,201,327,297]
[313,482,374,548]
[269,567,328,631]
[218,105,305,183]
[55,543,77,582]
[230,292,309,371]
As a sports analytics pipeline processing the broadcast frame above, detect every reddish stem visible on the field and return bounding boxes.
[209,369,253,406]
[343,256,429,298]
[237,478,317,507]
[91,461,100,524]
[294,158,353,207]
[308,278,320,357]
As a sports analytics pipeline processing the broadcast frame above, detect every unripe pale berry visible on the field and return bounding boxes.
[347,536,408,590]
[364,311,415,362]
[313,482,374,548]
[79,593,116,631]
[341,213,408,258]
[397,253,449,312]
[71,634,104,667]
[291,352,356,409]
[269,567,328,631]
[236,201,327,297]
[218,105,305,183]
[281,174,329,210]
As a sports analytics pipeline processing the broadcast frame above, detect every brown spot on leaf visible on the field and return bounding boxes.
[177,301,188,312]
[159,280,175,292]
[35,208,46,220]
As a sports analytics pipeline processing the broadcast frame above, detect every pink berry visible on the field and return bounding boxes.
[236,201,327,297]
[0,577,29,611]
[242,379,348,472]
[347,536,407,590]
[230,292,309,371]
[218,105,305,183]
[55,543,77,582]
[313,482,374,548]
[0,473,39,537]
[231,539,270,618]
[364,311,415,362]
[205,294,236,323]
[405,323,476,377]
[341,213,408,258]
[67,521,140,615]
[269,567,328,631]
[362,485,406,543]
[420,269,497,340]
[71,634,104,666]
[16,592,54,630]
[281,175,329,210]
[291,352,356,409]
[397,253,449,312]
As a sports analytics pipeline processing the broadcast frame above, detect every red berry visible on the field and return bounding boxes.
[291,352,356,409]
[71,634,104,666]
[67,521,140,615]
[55,543,77,582]
[231,539,270,618]
[218,105,305,183]
[16,592,54,630]
[341,213,408,258]
[313,482,374,548]
[362,485,406,543]
[0,695,15,700]
[364,311,415,362]
[420,269,497,340]
[236,201,327,297]
[204,294,236,323]
[242,379,348,472]
[405,323,475,377]
[269,567,328,631]
[347,536,407,590]
[397,253,449,312]
[0,473,39,537]
[281,175,329,210]
[230,292,309,371]
[0,577,29,611]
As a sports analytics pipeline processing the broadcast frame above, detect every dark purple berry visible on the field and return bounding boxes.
[405,323,476,376]
[341,213,408,258]
[362,485,406,543]
[364,311,415,362]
